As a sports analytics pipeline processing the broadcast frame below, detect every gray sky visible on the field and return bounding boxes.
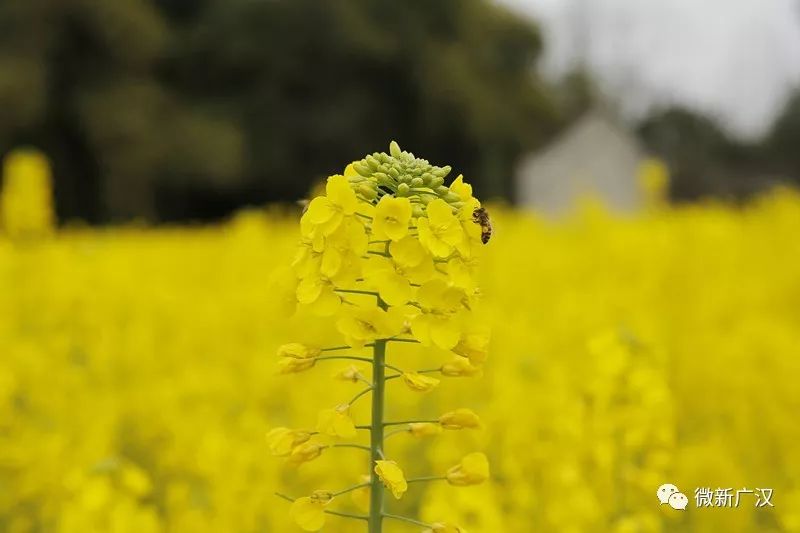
[499,0,800,139]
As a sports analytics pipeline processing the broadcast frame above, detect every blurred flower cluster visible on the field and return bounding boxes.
[1,148,55,240]
[1,171,799,531]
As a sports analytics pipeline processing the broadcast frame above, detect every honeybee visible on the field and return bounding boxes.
[472,207,492,244]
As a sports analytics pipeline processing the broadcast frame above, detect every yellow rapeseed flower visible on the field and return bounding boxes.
[267,427,312,456]
[401,372,440,392]
[277,343,321,359]
[316,405,357,439]
[409,423,443,438]
[440,357,483,377]
[336,305,402,348]
[416,199,464,257]
[372,196,412,241]
[289,496,328,531]
[411,280,466,349]
[374,460,408,499]
[446,452,490,486]
[277,356,317,374]
[439,408,481,430]
[453,330,490,365]
[301,175,359,236]
[287,442,325,466]
[332,365,365,383]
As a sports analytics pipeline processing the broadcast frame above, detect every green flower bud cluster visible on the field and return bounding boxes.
[347,141,462,213]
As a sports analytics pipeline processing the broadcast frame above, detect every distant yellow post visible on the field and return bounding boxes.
[637,157,670,210]
[0,148,55,239]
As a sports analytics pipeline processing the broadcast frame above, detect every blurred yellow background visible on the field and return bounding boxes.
[2,151,799,532]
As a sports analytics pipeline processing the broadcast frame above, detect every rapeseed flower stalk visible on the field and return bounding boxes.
[0,147,55,239]
[275,142,490,532]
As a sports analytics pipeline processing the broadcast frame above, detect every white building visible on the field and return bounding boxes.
[516,110,646,214]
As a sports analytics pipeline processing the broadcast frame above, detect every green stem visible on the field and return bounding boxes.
[336,289,380,297]
[328,444,371,452]
[321,345,351,352]
[326,509,369,521]
[383,427,409,439]
[379,337,420,344]
[332,482,371,497]
[316,355,373,364]
[347,386,373,406]
[383,419,438,427]
[406,475,447,484]
[368,329,388,533]
[275,492,368,521]
[382,513,432,528]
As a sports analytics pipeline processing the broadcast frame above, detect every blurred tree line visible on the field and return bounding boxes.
[638,95,800,202]
[3,0,798,222]
[0,0,576,223]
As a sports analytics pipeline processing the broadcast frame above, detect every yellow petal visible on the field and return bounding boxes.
[289,496,326,531]
[374,460,407,499]
[402,372,440,392]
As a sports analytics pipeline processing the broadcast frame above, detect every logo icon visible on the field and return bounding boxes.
[657,483,688,510]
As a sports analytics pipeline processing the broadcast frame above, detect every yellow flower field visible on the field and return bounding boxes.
[2,187,800,532]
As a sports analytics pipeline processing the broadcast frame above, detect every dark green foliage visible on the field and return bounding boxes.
[0,0,559,222]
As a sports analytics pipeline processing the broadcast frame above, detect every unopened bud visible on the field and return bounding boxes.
[389,140,402,159]
[397,183,411,196]
[353,162,372,177]
[358,184,378,200]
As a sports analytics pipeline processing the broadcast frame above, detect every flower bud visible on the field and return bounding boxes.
[287,442,325,465]
[267,427,312,456]
[389,140,402,158]
[353,162,372,177]
[410,177,424,188]
[316,404,357,439]
[277,357,316,374]
[446,452,489,486]
[433,165,452,178]
[444,192,461,203]
[430,176,444,188]
[310,490,334,504]
[401,372,440,392]
[440,357,482,377]
[409,422,442,437]
[374,172,391,184]
[438,408,481,430]
[333,365,365,383]
[358,183,378,200]
[424,523,464,533]
[453,333,490,365]
[366,155,381,170]
[277,343,321,359]
[397,183,411,196]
